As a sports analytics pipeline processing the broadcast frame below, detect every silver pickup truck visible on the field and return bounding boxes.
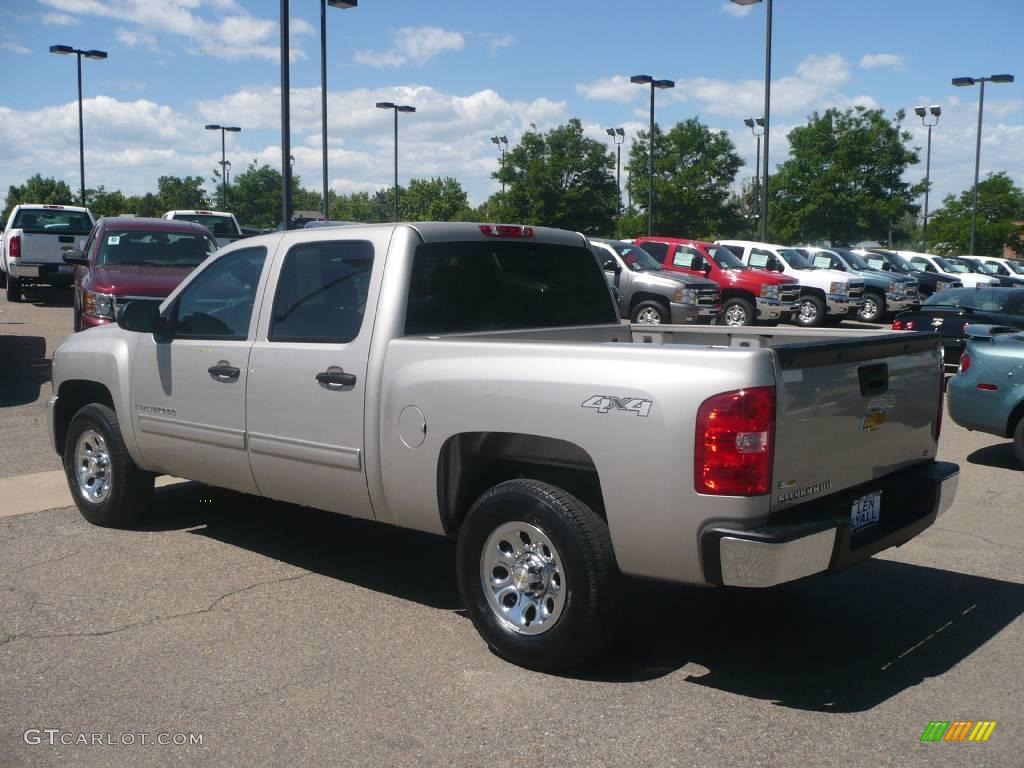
[47,222,959,671]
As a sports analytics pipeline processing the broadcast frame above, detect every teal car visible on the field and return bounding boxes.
[947,324,1024,466]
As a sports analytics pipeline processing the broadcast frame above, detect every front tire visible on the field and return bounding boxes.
[794,295,825,327]
[1014,417,1024,468]
[5,274,22,302]
[721,297,755,327]
[858,292,885,323]
[456,479,621,672]
[631,299,669,325]
[63,403,154,527]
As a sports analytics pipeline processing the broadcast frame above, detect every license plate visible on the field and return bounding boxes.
[851,490,881,532]
[58,264,75,273]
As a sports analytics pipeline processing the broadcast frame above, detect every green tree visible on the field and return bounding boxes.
[400,177,471,221]
[330,190,387,223]
[769,106,919,244]
[155,175,209,212]
[3,174,75,221]
[495,118,617,234]
[84,186,128,218]
[625,118,744,238]
[927,172,1024,256]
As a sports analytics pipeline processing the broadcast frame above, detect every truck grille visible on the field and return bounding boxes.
[779,285,800,303]
[904,284,919,299]
[847,281,864,299]
[697,287,721,306]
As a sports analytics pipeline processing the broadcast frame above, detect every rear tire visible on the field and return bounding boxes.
[63,403,154,527]
[456,479,621,672]
[794,295,825,327]
[1014,417,1024,468]
[631,299,669,325]
[0,269,6,288]
[5,274,21,302]
[721,297,755,327]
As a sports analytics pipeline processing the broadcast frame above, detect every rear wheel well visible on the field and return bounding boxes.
[1006,399,1024,439]
[437,432,605,535]
[54,380,115,455]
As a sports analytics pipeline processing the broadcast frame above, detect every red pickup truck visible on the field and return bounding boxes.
[63,217,217,331]
[636,236,800,326]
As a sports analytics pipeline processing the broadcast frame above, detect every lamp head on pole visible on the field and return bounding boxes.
[376,102,395,110]
[653,79,675,90]
[630,74,653,85]
[499,135,508,145]
[913,106,926,117]
[991,74,1014,83]
[605,128,615,136]
[224,126,241,132]
[952,77,976,87]
[743,118,754,128]
[615,127,624,136]
[929,105,942,116]
[730,0,763,4]
[327,0,358,8]
[49,45,74,55]
[83,49,107,60]
[491,136,501,144]
[396,105,416,113]
[205,124,221,130]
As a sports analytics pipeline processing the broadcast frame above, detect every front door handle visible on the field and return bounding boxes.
[208,362,240,382]
[316,368,357,387]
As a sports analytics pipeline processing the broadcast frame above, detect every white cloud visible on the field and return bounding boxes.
[1,38,30,54]
[860,53,905,71]
[576,75,640,104]
[42,12,79,25]
[115,26,157,50]
[482,33,515,56]
[721,1,755,18]
[355,26,464,68]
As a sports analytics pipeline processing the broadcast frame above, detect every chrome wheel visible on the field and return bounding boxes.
[798,300,819,324]
[860,295,882,322]
[480,521,566,636]
[635,306,662,324]
[75,428,112,504]
[724,304,748,326]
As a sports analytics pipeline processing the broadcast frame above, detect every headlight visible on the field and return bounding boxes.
[83,290,115,319]
[829,281,848,296]
[673,287,697,304]
[889,280,902,295]
[760,283,779,300]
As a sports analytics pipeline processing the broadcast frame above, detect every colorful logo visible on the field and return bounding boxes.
[920,721,997,742]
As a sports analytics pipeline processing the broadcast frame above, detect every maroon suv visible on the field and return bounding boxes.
[65,217,217,331]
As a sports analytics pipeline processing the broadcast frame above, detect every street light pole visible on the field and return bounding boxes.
[491,136,509,193]
[49,45,107,206]
[280,0,291,229]
[605,128,625,217]
[376,102,416,221]
[953,74,1014,254]
[913,105,941,249]
[204,124,241,210]
[744,117,764,228]
[630,75,675,235]
[321,1,358,221]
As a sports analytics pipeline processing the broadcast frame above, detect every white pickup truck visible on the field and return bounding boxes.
[1,204,95,301]
[47,222,959,670]
[162,209,245,248]
[718,239,865,328]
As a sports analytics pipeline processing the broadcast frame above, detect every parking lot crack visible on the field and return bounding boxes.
[5,570,313,644]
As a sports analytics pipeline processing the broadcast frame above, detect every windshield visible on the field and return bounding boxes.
[1006,260,1024,275]
[707,246,745,270]
[171,214,238,236]
[778,248,814,269]
[877,251,914,273]
[934,256,969,273]
[618,244,664,272]
[97,229,217,267]
[922,287,1010,311]
[13,209,93,235]
[969,260,1000,275]
[838,249,871,270]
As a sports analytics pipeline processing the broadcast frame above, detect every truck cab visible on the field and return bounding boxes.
[717,239,865,327]
[635,236,800,327]
[899,252,997,289]
[162,210,244,247]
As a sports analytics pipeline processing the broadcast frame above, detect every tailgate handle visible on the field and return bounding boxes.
[59,236,74,243]
[859,363,889,396]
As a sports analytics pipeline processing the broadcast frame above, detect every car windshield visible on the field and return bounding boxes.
[172,214,237,236]
[838,249,871,270]
[877,252,914,273]
[1006,260,1024,275]
[934,256,969,273]
[965,259,999,275]
[778,248,814,269]
[707,246,745,270]
[13,209,93,234]
[97,230,217,267]
[922,287,1010,311]
[618,244,664,272]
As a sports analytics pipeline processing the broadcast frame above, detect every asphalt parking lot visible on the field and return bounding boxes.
[1,287,1022,768]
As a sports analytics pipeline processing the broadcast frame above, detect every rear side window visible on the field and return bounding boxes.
[672,246,703,269]
[639,241,669,260]
[13,209,93,234]
[405,241,617,335]
[270,240,374,343]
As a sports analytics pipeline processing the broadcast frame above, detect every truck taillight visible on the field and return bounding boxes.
[479,224,534,238]
[935,365,945,441]
[892,318,915,330]
[959,353,970,373]
[695,386,775,496]
[9,235,20,259]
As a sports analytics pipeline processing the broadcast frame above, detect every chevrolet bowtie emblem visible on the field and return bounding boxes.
[931,317,944,327]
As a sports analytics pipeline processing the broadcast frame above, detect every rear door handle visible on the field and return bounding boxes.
[316,368,357,387]
[208,363,240,382]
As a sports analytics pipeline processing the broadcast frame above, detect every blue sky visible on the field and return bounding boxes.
[1,0,1021,217]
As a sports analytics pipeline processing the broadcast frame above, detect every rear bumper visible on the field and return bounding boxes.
[700,460,959,588]
[10,262,74,283]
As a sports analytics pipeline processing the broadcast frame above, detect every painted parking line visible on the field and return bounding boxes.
[0,470,186,518]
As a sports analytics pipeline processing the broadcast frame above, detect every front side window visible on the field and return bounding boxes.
[269,240,374,343]
[171,246,267,340]
[98,230,216,267]
[405,240,617,335]
[672,246,703,270]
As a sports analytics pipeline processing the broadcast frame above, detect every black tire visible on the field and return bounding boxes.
[794,295,825,327]
[63,403,154,527]
[721,297,755,327]
[1014,417,1024,469]
[0,269,6,288]
[631,299,669,325]
[456,479,621,672]
[858,292,885,323]
[73,305,82,332]
[5,274,21,302]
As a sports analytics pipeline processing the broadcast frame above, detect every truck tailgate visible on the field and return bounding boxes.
[770,333,942,514]
[20,232,87,264]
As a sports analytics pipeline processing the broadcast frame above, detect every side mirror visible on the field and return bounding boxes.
[62,249,88,266]
[117,300,163,335]
[602,259,617,272]
[702,260,712,275]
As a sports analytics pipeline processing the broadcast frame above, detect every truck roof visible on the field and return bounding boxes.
[238,222,589,248]
[98,216,211,235]
[164,210,235,217]
[12,203,91,213]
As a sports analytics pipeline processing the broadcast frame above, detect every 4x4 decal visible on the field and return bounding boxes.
[581,395,653,417]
